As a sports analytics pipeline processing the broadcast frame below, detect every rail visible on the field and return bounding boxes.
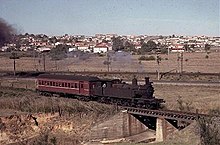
[124,107,210,122]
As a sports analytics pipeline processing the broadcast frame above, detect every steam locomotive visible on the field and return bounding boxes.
[36,74,165,109]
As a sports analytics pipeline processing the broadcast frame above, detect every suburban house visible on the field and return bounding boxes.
[134,44,142,50]
[170,44,185,52]
[93,43,109,53]
[68,47,77,52]
[77,45,90,52]
[37,47,51,52]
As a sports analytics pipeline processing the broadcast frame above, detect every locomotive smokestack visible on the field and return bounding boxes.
[145,77,150,85]
[132,76,138,86]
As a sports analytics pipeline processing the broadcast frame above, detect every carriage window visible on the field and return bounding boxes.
[65,83,68,87]
[59,83,62,87]
[53,82,55,86]
[75,83,78,88]
[70,83,74,88]
[81,84,83,88]
[38,81,42,85]
[61,83,64,87]
[68,83,70,88]
[50,82,52,86]
[56,82,59,86]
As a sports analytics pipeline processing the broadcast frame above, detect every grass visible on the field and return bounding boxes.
[0,78,219,144]
[0,52,220,73]
[154,84,220,113]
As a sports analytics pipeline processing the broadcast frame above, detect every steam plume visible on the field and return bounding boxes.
[0,18,16,47]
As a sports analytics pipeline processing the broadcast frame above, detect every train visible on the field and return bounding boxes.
[36,74,165,109]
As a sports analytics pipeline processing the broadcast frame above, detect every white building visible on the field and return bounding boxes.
[37,47,51,52]
[170,44,185,53]
[93,43,109,53]
[78,45,90,52]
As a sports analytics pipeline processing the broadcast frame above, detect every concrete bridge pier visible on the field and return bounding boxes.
[155,118,178,142]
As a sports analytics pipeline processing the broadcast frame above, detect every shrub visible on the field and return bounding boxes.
[138,55,155,61]
[197,109,220,145]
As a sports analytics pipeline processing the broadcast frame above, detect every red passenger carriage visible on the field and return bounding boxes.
[36,74,100,97]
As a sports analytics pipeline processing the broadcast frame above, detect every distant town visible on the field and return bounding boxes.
[1,33,220,54]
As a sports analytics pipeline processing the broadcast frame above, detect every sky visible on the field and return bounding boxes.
[0,0,219,36]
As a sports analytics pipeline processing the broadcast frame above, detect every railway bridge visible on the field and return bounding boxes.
[89,107,210,144]
[124,107,209,142]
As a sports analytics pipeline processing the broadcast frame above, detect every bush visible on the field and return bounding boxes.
[138,55,155,61]
[197,109,220,145]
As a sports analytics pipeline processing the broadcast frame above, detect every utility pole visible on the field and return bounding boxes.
[104,52,111,72]
[107,54,110,72]
[180,52,183,73]
[177,52,183,73]
[9,52,20,76]
[156,54,161,80]
[43,53,46,71]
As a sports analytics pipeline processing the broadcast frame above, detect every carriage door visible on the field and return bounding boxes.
[79,81,84,94]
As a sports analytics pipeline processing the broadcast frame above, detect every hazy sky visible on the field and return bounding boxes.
[0,0,219,36]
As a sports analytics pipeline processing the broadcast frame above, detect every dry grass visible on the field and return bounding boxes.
[0,80,219,144]
[0,52,220,73]
[154,84,220,113]
[0,77,219,113]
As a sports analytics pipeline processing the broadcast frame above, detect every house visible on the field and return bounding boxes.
[78,45,90,52]
[0,46,9,52]
[68,47,77,52]
[37,47,51,52]
[170,44,185,53]
[134,44,142,50]
[93,43,109,53]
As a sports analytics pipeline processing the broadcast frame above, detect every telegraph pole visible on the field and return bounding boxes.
[177,52,183,73]
[180,52,183,73]
[9,52,20,76]
[107,54,110,72]
[43,53,46,71]
[156,54,161,80]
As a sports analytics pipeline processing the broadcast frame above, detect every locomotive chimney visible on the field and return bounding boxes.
[145,77,150,85]
[132,76,138,86]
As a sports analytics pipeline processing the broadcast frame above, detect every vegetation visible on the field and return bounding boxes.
[204,44,211,52]
[176,97,220,145]
[138,55,155,61]
[112,36,124,51]
[0,86,117,116]
[139,40,157,54]
[49,44,68,61]
[176,96,194,112]
[197,109,220,145]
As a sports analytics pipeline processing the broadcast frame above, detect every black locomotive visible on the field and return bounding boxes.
[37,74,165,109]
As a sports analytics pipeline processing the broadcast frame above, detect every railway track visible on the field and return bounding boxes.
[0,70,220,76]
[123,107,212,122]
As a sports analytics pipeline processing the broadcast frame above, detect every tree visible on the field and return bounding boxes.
[124,41,135,52]
[139,40,157,54]
[184,44,189,52]
[49,36,58,44]
[204,44,211,52]
[157,43,168,54]
[112,36,124,51]
[50,45,68,60]
[190,44,195,50]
